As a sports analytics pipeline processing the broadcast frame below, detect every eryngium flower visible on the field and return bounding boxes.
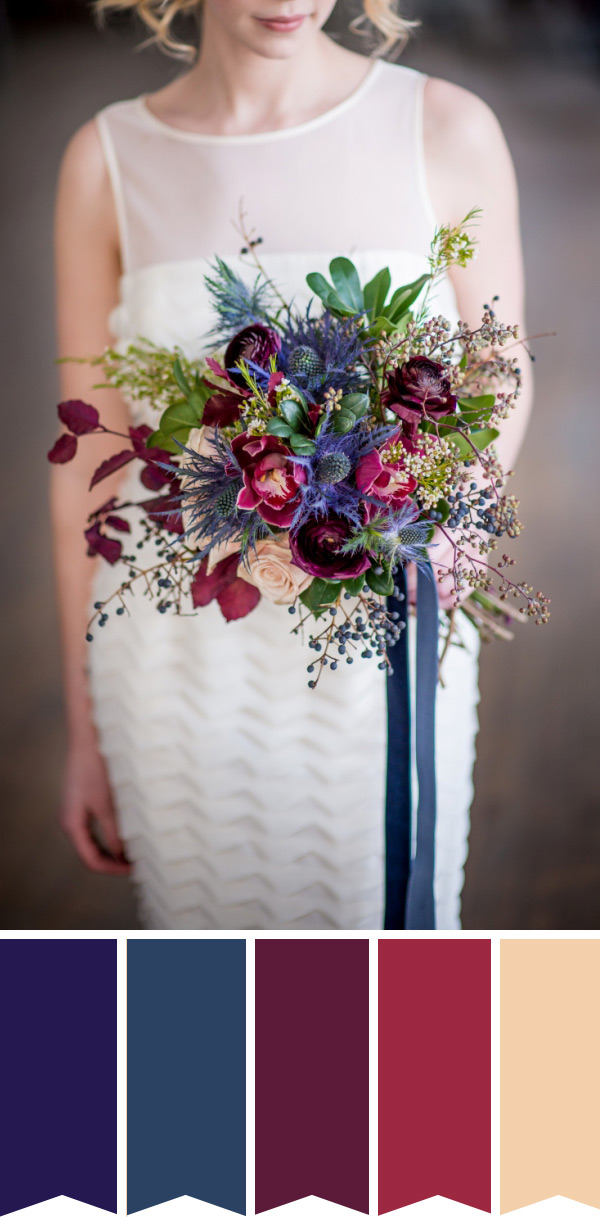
[224,324,281,388]
[289,513,371,580]
[383,356,457,431]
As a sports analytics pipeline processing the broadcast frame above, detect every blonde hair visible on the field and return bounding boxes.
[94,0,418,60]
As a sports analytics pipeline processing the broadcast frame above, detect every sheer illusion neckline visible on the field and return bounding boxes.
[137,58,383,147]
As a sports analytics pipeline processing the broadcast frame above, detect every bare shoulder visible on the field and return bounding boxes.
[57,119,117,238]
[423,77,517,223]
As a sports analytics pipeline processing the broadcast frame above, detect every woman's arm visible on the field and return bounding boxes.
[52,119,131,874]
[423,79,533,604]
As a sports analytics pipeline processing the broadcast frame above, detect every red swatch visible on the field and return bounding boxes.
[255,939,369,1214]
[379,938,491,1213]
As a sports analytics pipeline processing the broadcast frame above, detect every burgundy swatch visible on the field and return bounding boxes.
[255,939,369,1214]
[379,938,491,1214]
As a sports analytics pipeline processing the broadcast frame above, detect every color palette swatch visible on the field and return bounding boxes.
[0,939,117,1217]
[379,939,491,1214]
[500,939,600,1214]
[255,938,369,1214]
[127,938,246,1214]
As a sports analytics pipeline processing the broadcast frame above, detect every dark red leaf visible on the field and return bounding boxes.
[140,491,183,534]
[58,399,100,435]
[48,433,77,463]
[94,496,119,516]
[140,463,171,491]
[105,514,131,533]
[203,391,243,427]
[217,577,261,621]
[163,509,184,535]
[129,424,153,453]
[89,449,135,489]
[84,522,122,565]
[206,356,232,381]
[191,553,239,608]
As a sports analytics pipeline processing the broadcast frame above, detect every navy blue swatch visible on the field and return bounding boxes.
[0,938,117,1215]
[127,938,246,1215]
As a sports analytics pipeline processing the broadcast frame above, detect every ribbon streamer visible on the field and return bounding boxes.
[379,939,491,1214]
[255,939,369,1215]
[127,939,246,1215]
[385,561,439,929]
[0,939,117,1217]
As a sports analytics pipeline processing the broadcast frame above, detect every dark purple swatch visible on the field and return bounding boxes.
[255,939,369,1214]
[0,939,117,1215]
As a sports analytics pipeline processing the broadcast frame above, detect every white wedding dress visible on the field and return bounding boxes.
[89,59,480,930]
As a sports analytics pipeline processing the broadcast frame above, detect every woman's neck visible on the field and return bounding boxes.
[146,17,371,137]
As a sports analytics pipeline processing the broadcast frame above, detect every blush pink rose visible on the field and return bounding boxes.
[238,535,313,605]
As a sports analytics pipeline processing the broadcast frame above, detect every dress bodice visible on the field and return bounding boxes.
[95,59,460,422]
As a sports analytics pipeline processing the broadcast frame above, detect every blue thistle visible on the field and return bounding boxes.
[340,501,434,570]
[278,306,368,397]
[203,257,277,342]
[290,420,396,530]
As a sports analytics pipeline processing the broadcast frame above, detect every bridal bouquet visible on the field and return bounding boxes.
[49,214,549,684]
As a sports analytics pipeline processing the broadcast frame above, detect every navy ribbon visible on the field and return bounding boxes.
[385,562,439,929]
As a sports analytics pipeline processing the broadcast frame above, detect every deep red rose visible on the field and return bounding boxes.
[289,513,371,580]
[356,436,417,508]
[202,391,245,427]
[383,356,457,432]
[225,324,281,388]
[231,432,305,527]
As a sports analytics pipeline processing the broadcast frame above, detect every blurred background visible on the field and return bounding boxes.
[0,0,598,929]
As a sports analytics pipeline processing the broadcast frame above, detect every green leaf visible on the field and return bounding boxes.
[385,273,430,322]
[266,418,294,438]
[305,272,356,317]
[470,426,500,451]
[365,564,394,596]
[306,271,333,304]
[280,399,305,430]
[458,394,496,422]
[343,575,367,596]
[363,267,391,319]
[159,399,203,432]
[435,498,451,525]
[366,315,397,339]
[172,357,190,398]
[449,426,500,460]
[289,434,316,455]
[339,392,370,418]
[331,410,356,435]
[148,427,191,454]
[299,578,340,611]
[329,257,364,312]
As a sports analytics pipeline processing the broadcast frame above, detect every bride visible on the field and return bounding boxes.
[51,0,532,929]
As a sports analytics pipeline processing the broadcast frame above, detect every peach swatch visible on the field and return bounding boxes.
[501,939,600,1213]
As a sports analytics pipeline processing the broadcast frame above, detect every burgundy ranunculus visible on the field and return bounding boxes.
[225,324,281,388]
[383,356,457,432]
[356,435,417,508]
[231,432,305,527]
[289,513,371,580]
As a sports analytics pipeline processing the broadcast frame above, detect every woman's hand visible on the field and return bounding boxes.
[60,730,131,876]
